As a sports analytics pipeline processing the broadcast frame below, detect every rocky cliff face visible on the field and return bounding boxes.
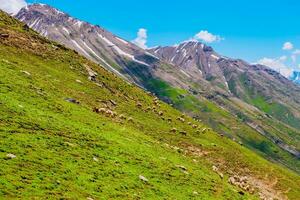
[15,4,300,172]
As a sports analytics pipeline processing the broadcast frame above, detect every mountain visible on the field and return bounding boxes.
[15,4,161,84]
[3,9,300,199]
[290,71,300,84]
[15,4,300,174]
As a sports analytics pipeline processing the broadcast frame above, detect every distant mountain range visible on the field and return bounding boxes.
[15,4,300,173]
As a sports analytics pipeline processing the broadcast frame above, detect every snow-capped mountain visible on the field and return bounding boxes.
[15,4,160,83]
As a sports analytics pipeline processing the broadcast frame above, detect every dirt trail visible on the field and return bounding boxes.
[180,143,287,200]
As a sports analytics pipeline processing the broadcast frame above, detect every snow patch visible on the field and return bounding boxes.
[211,54,220,60]
[180,70,191,78]
[62,27,70,35]
[198,69,203,75]
[97,32,150,66]
[154,48,160,54]
[29,18,39,28]
[71,39,91,58]
[171,55,177,62]
[74,21,83,28]
[115,37,128,44]
[81,41,128,79]
[145,52,159,60]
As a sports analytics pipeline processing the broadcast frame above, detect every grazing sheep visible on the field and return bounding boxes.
[158,111,164,116]
[145,107,151,111]
[153,99,159,105]
[177,117,185,122]
[167,118,172,123]
[136,102,142,108]
[170,128,177,133]
[179,131,187,136]
[201,128,207,133]
[119,114,126,120]
[188,122,192,125]
[93,107,99,113]
[105,110,113,117]
[93,107,106,114]
[192,124,198,129]
[128,117,134,123]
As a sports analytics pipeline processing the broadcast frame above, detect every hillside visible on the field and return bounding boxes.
[1,10,300,199]
[15,4,300,174]
[0,12,300,199]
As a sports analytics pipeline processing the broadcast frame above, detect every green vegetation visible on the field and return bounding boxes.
[142,78,300,174]
[0,11,299,199]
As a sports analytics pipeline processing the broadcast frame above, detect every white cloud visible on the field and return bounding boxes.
[0,0,27,15]
[282,42,293,50]
[194,30,223,43]
[291,49,300,63]
[257,56,293,77]
[132,28,148,49]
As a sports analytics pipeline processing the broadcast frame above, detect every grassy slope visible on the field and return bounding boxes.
[0,12,299,199]
[143,79,300,173]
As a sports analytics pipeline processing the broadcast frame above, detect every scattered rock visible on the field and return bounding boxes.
[139,175,148,182]
[0,33,9,38]
[76,79,82,83]
[64,142,76,147]
[218,172,224,179]
[212,165,218,172]
[176,165,187,171]
[109,100,117,106]
[93,157,99,162]
[6,153,16,159]
[65,98,80,104]
[87,197,94,200]
[22,24,30,31]
[21,70,31,76]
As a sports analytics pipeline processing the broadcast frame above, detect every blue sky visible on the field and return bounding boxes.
[4,0,300,76]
